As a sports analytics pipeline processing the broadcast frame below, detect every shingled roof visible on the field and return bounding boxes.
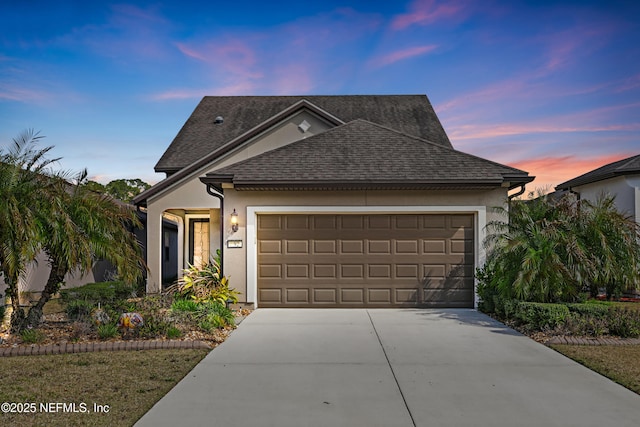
[556,154,640,190]
[201,120,532,190]
[155,95,451,174]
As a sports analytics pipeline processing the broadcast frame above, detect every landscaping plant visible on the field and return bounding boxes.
[480,191,640,305]
[20,328,45,344]
[97,323,120,340]
[0,130,145,333]
[170,297,236,332]
[173,250,239,305]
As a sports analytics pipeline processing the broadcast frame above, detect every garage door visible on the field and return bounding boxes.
[257,214,474,308]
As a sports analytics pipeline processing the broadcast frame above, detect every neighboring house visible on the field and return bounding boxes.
[0,255,99,306]
[134,95,533,308]
[556,154,640,224]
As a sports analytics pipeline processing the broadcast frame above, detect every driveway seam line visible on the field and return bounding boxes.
[366,310,417,427]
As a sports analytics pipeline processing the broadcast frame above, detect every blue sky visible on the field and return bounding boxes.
[1,0,639,190]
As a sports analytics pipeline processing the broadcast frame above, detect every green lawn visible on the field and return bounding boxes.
[551,344,640,395]
[0,349,209,427]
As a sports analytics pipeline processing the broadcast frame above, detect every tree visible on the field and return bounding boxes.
[0,131,145,332]
[577,195,640,299]
[481,191,640,304]
[0,130,61,330]
[105,179,150,203]
[24,170,145,328]
[483,193,585,303]
[84,179,150,203]
[84,180,106,194]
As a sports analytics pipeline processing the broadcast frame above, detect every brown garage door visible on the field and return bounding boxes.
[257,214,474,308]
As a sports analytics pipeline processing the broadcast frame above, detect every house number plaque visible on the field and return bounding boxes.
[227,240,243,248]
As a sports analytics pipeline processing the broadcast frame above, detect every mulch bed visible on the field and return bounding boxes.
[0,309,252,356]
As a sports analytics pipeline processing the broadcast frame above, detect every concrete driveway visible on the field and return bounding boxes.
[136,309,640,427]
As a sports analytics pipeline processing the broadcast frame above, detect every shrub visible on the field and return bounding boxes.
[565,303,611,318]
[171,298,200,313]
[513,302,569,330]
[607,307,640,338]
[197,301,235,327]
[199,314,225,332]
[20,328,45,344]
[173,250,239,305]
[583,299,614,306]
[136,313,172,339]
[476,265,498,313]
[60,281,137,305]
[66,300,95,320]
[483,191,640,304]
[166,326,182,339]
[69,321,93,342]
[0,304,5,323]
[562,313,609,337]
[97,323,120,340]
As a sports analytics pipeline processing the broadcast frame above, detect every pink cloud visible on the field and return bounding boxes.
[0,84,50,103]
[391,0,468,30]
[153,7,385,101]
[175,43,207,62]
[369,45,438,68]
[437,78,532,114]
[448,120,640,141]
[175,39,262,80]
[507,153,635,191]
[270,64,315,95]
[537,24,612,74]
[615,73,640,93]
[54,4,174,62]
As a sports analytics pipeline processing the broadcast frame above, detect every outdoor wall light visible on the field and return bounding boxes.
[230,209,239,232]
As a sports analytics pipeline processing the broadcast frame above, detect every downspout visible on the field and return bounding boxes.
[567,187,580,200]
[508,184,527,201]
[205,183,225,277]
[568,187,581,214]
[507,184,527,224]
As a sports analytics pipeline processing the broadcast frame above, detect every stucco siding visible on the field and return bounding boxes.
[575,176,637,219]
[144,111,336,293]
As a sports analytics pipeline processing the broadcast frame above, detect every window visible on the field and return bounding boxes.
[188,219,210,268]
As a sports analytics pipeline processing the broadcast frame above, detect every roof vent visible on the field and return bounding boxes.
[214,116,224,125]
[298,119,311,133]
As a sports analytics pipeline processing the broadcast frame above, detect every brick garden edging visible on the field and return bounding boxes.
[547,336,640,346]
[0,340,211,357]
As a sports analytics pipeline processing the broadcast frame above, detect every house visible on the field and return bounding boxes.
[555,154,640,224]
[134,95,533,308]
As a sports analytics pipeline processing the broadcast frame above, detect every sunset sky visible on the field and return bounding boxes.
[1,0,639,192]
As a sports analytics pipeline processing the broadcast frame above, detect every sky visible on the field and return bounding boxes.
[1,0,639,192]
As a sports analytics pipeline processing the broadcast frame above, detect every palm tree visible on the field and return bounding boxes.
[484,193,586,303]
[0,130,62,330]
[24,169,145,328]
[577,194,640,299]
[482,190,640,304]
[1,130,145,332]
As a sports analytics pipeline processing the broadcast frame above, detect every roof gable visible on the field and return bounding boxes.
[202,120,532,190]
[556,154,640,190]
[155,95,451,174]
